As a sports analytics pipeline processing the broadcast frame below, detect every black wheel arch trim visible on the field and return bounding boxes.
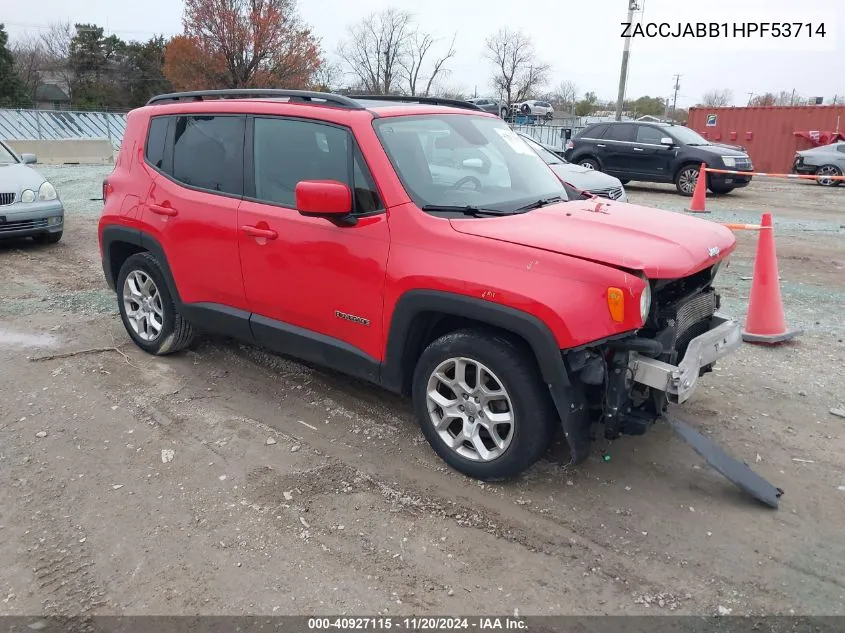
[100,226,181,304]
[382,289,590,463]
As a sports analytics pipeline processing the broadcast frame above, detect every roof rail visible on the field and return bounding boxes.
[348,94,485,112]
[146,89,365,109]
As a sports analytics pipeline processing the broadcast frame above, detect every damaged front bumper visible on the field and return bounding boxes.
[628,312,741,404]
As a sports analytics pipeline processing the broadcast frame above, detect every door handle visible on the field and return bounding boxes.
[633,147,644,152]
[241,225,278,240]
[596,144,606,148]
[149,203,178,217]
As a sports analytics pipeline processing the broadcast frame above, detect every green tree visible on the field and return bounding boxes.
[121,36,172,107]
[0,24,29,106]
[69,23,127,107]
[629,95,665,117]
[574,91,597,116]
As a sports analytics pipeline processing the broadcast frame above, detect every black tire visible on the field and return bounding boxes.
[520,103,530,114]
[32,231,62,244]
[411,329,558,480]
[500,107,509,118]
[816,164,842,187]
[578,157,600,171]
[618,179,630,185]
[708,184,735,195]
[116,251,195,355]
[544,111,553,121]
[675,163,703,196]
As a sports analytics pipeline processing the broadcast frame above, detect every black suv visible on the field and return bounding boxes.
[564,121,753,196]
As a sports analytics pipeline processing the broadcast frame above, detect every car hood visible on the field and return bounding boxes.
[449,199,735,279]
[549,163,622,190]
[0,163,46,193]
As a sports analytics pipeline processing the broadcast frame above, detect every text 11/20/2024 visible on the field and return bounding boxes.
[308,617,527,630]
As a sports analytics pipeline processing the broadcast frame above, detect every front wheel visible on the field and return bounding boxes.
[816,164,842,187]
[412,330,558,480]
[709,184,735,195]
[578,157,600,171]
[117,252,195,355]
[675,164,702,196]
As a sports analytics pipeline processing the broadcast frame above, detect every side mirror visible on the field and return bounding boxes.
[21,153,37,164]
[660,137,674,147]
[295,180,355,225]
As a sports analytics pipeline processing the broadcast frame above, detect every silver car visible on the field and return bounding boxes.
[793,141,845,186]
[517,132,628,202]
[0,140,64,243]
[466,97,509,118]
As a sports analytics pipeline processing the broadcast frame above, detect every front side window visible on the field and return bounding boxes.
[252,117,381,213]
[374,114,565,213]
[171,115,244,195]
[636,125,666,144]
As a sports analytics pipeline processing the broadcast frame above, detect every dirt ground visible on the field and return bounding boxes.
[1,167,844,617]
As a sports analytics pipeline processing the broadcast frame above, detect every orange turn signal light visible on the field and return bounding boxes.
[607,287,625,322]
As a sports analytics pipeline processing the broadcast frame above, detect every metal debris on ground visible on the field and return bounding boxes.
[35,431,47,438]
[161,449,175,463]
[829,408,845,419]
[265,437,277,445]
[290,444,301,453]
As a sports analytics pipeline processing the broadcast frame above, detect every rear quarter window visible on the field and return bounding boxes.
[145,116,169,169]
[581,124,609,139]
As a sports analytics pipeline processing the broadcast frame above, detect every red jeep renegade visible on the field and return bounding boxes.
[99,90,741,480]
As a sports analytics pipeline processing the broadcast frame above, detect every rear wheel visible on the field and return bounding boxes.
[675,164,702,196]
[578,157,600,171]
[500,107,509,118]
[412,329,558,480]
[816,164,842,187]
[117,252,195,355]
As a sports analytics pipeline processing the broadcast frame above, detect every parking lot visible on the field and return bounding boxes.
[1,166,844,616]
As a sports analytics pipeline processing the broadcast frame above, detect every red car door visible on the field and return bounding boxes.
[143,114,249,310]
[237,116,390,373]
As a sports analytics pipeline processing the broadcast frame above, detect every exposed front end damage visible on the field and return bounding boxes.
[562,263,741,454]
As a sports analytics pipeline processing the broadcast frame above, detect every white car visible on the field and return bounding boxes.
[512,100,554,120]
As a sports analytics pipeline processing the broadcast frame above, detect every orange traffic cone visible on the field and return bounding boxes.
[687,163,708,212]
[742,213,802,344]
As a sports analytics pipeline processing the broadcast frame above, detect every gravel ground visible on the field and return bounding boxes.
[1,166,844,617]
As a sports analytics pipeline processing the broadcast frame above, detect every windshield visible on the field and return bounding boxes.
[668,126,710,146]
[0,142,19,164]
[519,134,564,165]
[373,114,566,213]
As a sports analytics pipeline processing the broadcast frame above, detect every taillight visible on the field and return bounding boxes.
[565,140,574,150]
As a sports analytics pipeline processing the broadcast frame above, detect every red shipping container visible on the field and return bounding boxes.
[687,105,845,174]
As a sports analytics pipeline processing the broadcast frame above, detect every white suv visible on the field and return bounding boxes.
[512,100,554,120]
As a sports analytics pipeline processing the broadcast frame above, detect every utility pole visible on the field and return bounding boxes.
[671,74,681,113]
[615,0,640,121]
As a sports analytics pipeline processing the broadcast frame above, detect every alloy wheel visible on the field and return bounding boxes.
[122,270,164,341]
[678,167,699,194]
[580,161,595,170]
[817,165,842,186]
[425,357,515,462]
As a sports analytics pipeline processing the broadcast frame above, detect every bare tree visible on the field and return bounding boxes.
[311,59,342,91]
[700,89,733,107]
[11,34,45,101]
[484,27,549,107]
[338,8,414,94]
[400,32,456,96]
[39,22,75,98]
[554,80,578,112]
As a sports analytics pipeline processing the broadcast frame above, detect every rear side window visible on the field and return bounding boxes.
[605,124,636,142]
[171,115,245,196]
[581,124,609,139]
[145,116,169,169]
[636,125,666,144]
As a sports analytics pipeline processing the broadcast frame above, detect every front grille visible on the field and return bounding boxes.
[0,192,15,206]
[591,186,624,200]
[0,218,48,233]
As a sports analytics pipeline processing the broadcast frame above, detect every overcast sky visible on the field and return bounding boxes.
[5,0,843,107]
